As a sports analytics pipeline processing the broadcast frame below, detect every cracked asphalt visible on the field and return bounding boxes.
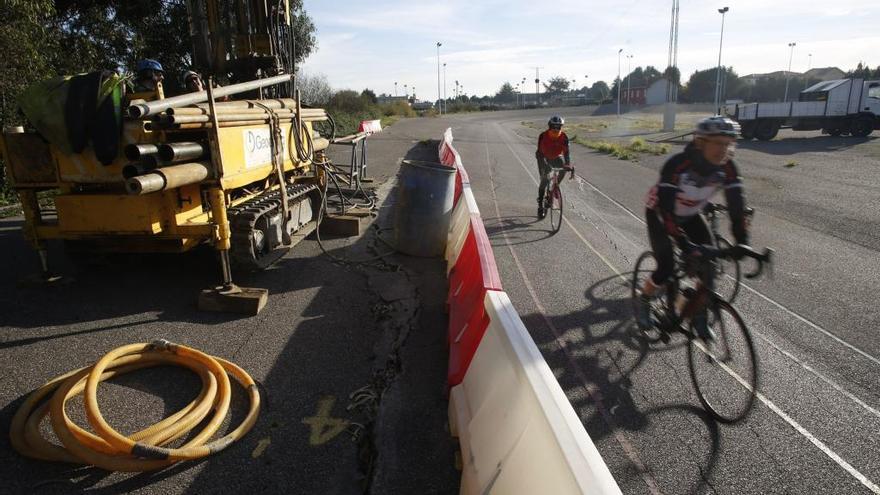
[0,124,459,494]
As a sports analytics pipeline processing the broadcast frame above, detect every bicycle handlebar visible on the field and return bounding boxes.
[691,244,774,279]
[704,202,755,217]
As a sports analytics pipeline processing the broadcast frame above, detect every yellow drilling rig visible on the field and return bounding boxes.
[0,0,335,314]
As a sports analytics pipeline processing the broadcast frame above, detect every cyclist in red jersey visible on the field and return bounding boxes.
[536,115,574,218]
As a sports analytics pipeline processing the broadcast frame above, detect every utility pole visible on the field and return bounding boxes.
[663,0,680,132]
[617,49,623,117]
[436,42,442,114]
[784,42,796,102]
[713,6,729,115]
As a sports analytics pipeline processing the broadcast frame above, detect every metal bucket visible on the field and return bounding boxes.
[394,159,456,257]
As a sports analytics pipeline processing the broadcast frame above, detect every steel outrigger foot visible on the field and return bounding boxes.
[197,283,268,315]
[198,248,267,315]
[18,248,70,288]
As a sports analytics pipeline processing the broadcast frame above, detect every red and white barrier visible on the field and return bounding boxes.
[449,292,621,495]
[446,214,502,386]
[358,119,382,135]
[440,128,622,494]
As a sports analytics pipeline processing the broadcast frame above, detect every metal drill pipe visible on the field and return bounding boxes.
[125,162,211,195]
[121,160,157,179]
[127,74,293,119]
[157,142,206,163]
[159,111,324,125]
[124,144,160,162]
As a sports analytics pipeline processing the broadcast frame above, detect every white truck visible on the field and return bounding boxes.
[727,78,880,140]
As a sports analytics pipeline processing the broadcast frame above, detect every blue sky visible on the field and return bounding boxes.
[300,0,879,99]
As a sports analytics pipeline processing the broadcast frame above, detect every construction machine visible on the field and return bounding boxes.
[0,1,335,314]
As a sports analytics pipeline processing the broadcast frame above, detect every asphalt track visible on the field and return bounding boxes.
[417,107,879,495]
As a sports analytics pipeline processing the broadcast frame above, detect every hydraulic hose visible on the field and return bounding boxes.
[9,340,260,472]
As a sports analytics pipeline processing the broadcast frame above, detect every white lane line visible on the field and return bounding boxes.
[483,130,664,495]
[494,124,880,493]
[502,120,880,370]
[702,341,880,495]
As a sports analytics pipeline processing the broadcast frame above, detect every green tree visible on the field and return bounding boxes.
[360,88,377,104]
[543,76,570,97]
[589,81,610,101]
[495,82,515,103]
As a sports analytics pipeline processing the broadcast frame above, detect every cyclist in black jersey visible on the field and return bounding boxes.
[637,116,750,338]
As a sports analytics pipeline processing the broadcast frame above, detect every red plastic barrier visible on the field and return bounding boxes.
[447,215,503,386]
[358,119,382,134]
[440,135,468,205]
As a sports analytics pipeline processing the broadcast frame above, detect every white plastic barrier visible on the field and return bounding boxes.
[449,291,622,495]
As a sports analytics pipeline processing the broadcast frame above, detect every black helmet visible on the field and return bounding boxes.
[548,115,564,128]
[694,115,740,138]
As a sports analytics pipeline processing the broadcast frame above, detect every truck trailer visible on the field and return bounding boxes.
[728,78,880,140]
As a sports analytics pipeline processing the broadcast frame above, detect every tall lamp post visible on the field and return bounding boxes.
[784,42,796,102]
[394,81,398,97]
[436,42,442,114]
[713,6,729,115]
[626,54,634,104]
[404,84,408,99]
[804,53,812,89]
[617,48,623,117]
[442,63,447,113]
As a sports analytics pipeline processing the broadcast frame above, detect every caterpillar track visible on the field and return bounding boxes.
[228,181,320,271]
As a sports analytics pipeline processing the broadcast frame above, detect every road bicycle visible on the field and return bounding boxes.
[703,202,755,303]
[542,166,572,235]
[631,242,773,423]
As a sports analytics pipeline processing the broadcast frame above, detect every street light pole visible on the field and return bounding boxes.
[626,54,633,105]
[394,81,398,97]
[713,6,729,115]
[804,53,812,89]
[617,48,623,117]
[443,63,447,113]
[436,42,442,114]
[404,84,408,99]
[784,42,796,102]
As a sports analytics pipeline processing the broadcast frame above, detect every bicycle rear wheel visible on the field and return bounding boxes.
[688,298,758,423]
[714,237,742,303]
[631,251,666,343]
[548,184,563,234]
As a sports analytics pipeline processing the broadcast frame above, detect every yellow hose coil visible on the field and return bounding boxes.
[9,340,260,471]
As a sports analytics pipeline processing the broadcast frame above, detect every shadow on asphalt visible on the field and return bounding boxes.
[0,145,459,494]
[483,215,555,246]
[519,273,721,493]
[737,135,876,155]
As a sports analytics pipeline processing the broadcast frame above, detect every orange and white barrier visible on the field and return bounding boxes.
[440,128,622,494]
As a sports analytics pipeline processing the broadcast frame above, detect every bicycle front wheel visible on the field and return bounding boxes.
[688,298,758,423]
[548,185,563,234]
[714,237,742,303]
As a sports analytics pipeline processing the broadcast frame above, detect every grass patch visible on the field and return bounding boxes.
[784,160,798,168]
[573,137,670,161]
[380,115,401,128]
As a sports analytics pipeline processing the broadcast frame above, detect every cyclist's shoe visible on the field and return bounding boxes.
[537,205,546,219]
[637,293,653,329]
[693,312,715,342]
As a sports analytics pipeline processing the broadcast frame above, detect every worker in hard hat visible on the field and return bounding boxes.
[134,59,164,93]
[182,70,205,92]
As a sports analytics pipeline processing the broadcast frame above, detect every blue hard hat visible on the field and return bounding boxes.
[136,59,163,73]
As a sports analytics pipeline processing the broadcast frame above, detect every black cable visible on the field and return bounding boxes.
[311,160,395,264]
